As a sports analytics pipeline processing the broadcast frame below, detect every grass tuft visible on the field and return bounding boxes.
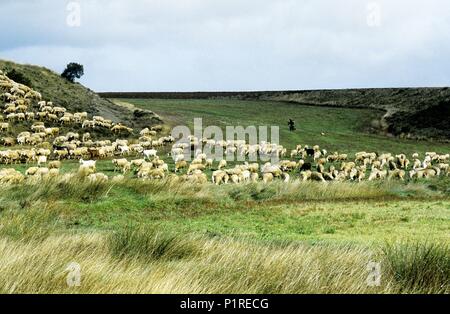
[382,241,449,293]
[109,225,201,262]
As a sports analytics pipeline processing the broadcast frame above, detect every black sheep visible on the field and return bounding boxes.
[306,148,315,156]
[389,160,397,170]
[53,144,68,151]
[299,162,312,172]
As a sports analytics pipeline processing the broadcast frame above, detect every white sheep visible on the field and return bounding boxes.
[37,155,47,166]
[79,159,96,171]
[143,149,157,160]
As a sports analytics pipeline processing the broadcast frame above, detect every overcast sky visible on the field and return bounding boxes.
[1,0,449,91]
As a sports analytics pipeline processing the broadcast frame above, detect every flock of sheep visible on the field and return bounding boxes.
[1,69,449,186]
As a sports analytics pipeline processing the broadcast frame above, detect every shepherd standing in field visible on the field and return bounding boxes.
[288,119,296,131]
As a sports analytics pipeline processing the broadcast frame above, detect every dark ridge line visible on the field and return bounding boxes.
[98,86,449,95]
[98,87,450,100]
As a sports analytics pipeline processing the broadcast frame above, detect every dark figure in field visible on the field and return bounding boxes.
[288,119,296,131]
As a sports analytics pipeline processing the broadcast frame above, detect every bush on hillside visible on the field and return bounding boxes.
[4,68,32,87]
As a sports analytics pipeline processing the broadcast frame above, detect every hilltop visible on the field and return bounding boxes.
[0,59,162,129]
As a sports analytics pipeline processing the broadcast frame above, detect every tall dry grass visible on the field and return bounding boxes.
[0,177,447,294]
[382,241,449,294]
[0,231,375,293]
[0,226,447,294]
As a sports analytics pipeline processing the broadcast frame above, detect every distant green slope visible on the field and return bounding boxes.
[102,87,450,140]
[0,59,161,129]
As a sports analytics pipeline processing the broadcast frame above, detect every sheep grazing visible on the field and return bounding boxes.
[173,153,184,163]
[184,170,208,184]
[217,159,227,170]
[388,169,406,181]
[410,168,438,179]
[112,158,124,170]
[250,172,259,182]
[79,159,96,175]
[246,163,259,173]
[37,155,47,166]
[25,167,39,176]
[301,171,326,182]
[35,167,50,177]
[368,169,388,181]
[290,149,299,159]
[279,160,297,172]
[212,170,229,185]
[230,174,240,184]
[263,172,274,183]
[305,148,315,157]
[143,149,157,160]
[187,163,206,175]
[54,149,69,160]
[112,158,131,173]
[74,112,88,122]
[48,160,61,169]
[147,168,165,180]
[175,160,188,173]
[0,122,9,132]
[261,164,282,178]
[2,137,15,146]
[88,173,109,183]
[205,158,213,168]
[77,166,93,177]
[191,158,203,165]
[130,159,146,168]
[111,124,133,134]
[82,120,95,129]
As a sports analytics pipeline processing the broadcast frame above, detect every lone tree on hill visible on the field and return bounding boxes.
[61,62,84,82]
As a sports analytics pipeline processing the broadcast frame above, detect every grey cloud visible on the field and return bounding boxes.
[1,0,449,91]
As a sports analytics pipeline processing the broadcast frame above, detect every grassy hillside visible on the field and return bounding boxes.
[103,88,450,140]
[117,98,450,155]
[0,59,161,129]
[268,88,450,140]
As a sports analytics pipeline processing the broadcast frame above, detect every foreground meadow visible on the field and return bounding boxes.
[0,178,448,293]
